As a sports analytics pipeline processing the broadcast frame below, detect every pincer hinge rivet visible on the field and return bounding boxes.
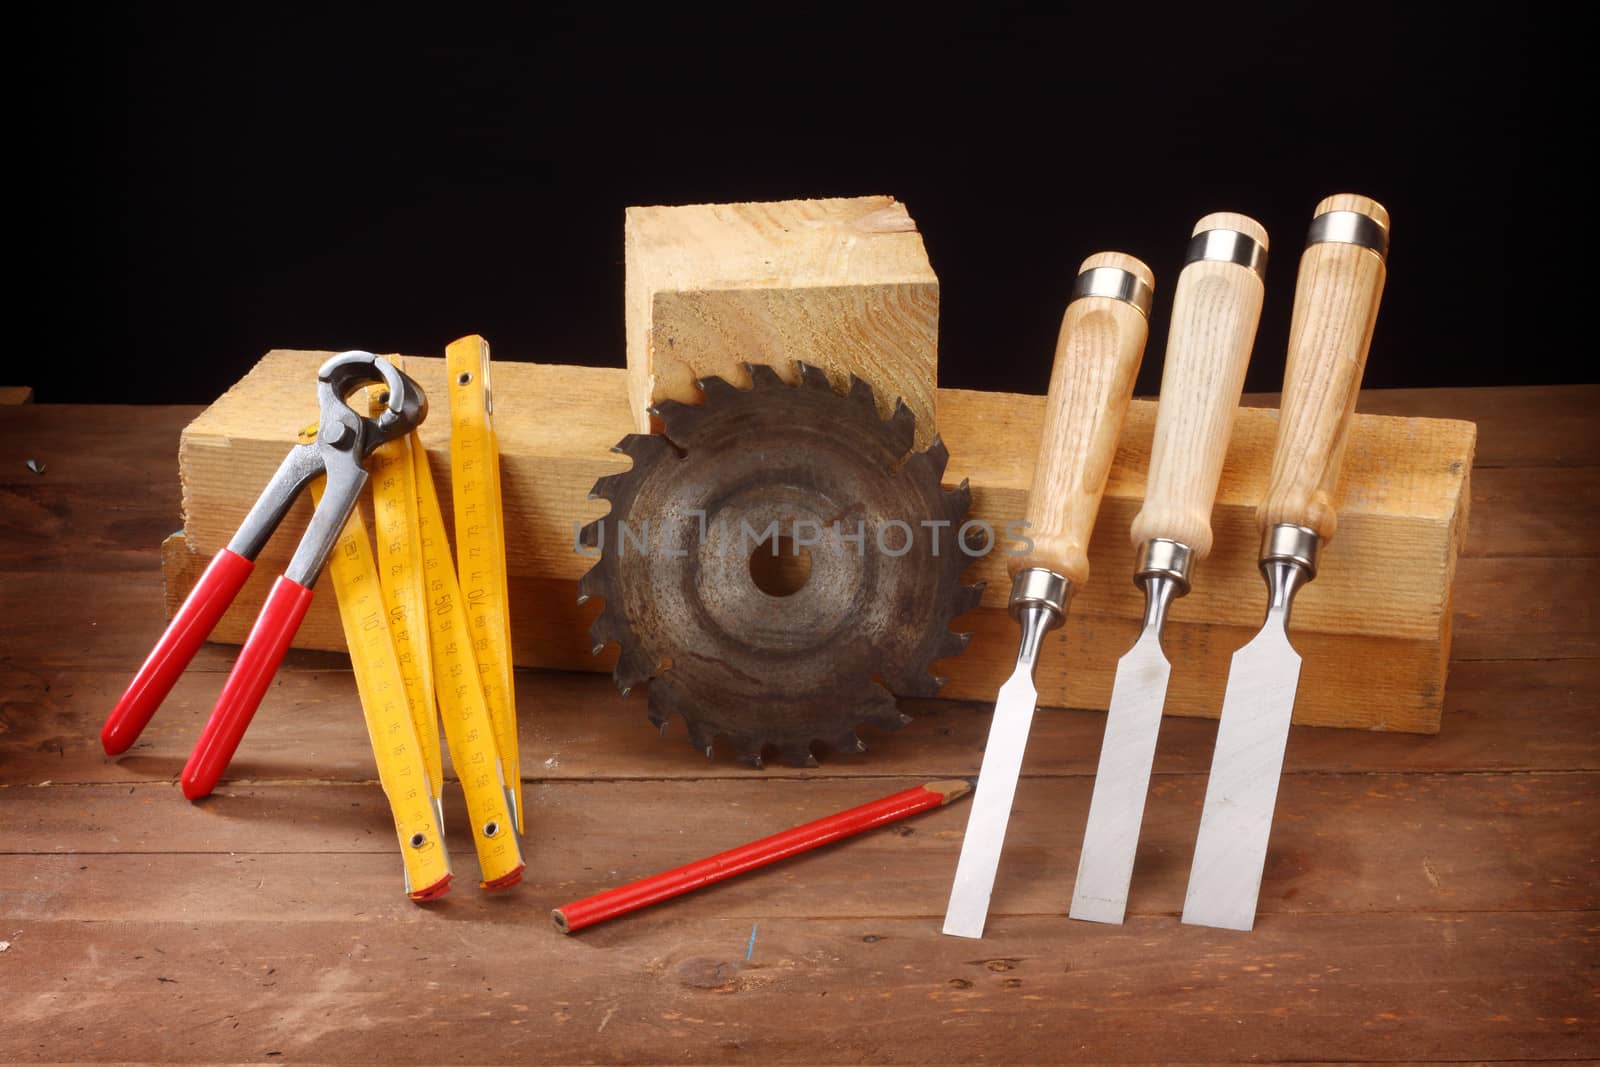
[321,420,355,448]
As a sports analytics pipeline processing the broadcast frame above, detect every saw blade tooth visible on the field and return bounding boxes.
[867,705,915,731]
[577,564,613,606]
[846,373,879,414]
[734,743,768,770]
[775,742,820,768]
[745,362,787,390]
[950,581,987,616]
[587,607,621,650]
[697,374,744,402]
[612,432,678,466]
[854,684,911,733]
[685,718,716,755]
[906,437,952,484]
[944,475,973,518]
[587,472,629,503]
[647,398,700,442]
[883,398,917,453]
[614,643,657,693]
[890,670,944,699]
[939,630,975,660]
[829,731,868,756]
[796,361,829,391]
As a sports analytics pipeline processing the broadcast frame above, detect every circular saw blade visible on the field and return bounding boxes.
[579,362,983,767]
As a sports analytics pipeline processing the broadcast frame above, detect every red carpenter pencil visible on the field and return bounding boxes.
[552,778,972,934]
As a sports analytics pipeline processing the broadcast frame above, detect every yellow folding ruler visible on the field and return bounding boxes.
[364,402,444,803]
[444,335,522,834]
[309,473,452,902]
[307,348,526,897]
[409,430,525,888]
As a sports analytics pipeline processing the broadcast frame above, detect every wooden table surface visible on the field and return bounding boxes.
[1,386,1595,1065]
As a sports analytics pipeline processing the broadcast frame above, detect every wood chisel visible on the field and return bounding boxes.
[943,252,1153,939]
[1183,194,1390,931]
[412,432,526,889]
[309,474,452,901]
[1069,214,1268,925]
[445,335,521,834]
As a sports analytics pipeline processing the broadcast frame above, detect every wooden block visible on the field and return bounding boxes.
[166,348,1475,734]
[625,196,940,447]
[0,386,34,404]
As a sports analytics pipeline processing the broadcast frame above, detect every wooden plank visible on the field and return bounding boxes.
[177,352,1471,637]
[0,385,33,404]
[5,653,1595,790]
[0,914,1590,1063]
[626,196,940,448]
[5,772,1594,918]
[164,347,1474,733]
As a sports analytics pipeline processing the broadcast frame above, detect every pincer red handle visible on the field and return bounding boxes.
[101,548,256,756]
[180,575,315,800]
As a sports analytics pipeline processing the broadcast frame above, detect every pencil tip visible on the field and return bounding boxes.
[926,778,973,804]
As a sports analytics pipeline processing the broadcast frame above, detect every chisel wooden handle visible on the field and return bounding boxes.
[1130,213,1268,562]
[1258,194,1390,543]
[1012,252,1152,588]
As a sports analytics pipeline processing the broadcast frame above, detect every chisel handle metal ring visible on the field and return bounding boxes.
[1069,264,1154,317]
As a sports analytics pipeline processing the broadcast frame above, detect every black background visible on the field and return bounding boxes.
[22,6,1563,403]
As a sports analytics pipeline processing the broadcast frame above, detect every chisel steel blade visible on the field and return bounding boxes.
[943,668,1040,939]
[1182,623,1302,931]
[1069,629,1170,924]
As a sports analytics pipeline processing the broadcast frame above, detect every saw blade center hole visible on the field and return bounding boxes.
[748,536,814,598]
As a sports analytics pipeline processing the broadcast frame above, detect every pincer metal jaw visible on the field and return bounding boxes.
[100,352,427,800]
[229,352,428,586]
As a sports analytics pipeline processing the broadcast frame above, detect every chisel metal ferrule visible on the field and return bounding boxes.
[1184,228,1268,280]
[1008,566,1071,624]
[1069,265,1154,318]
[1259,522,1320,580]
[1258,523,1319,629]
[1134,537,1194,594]
[1306,209,1389,261]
